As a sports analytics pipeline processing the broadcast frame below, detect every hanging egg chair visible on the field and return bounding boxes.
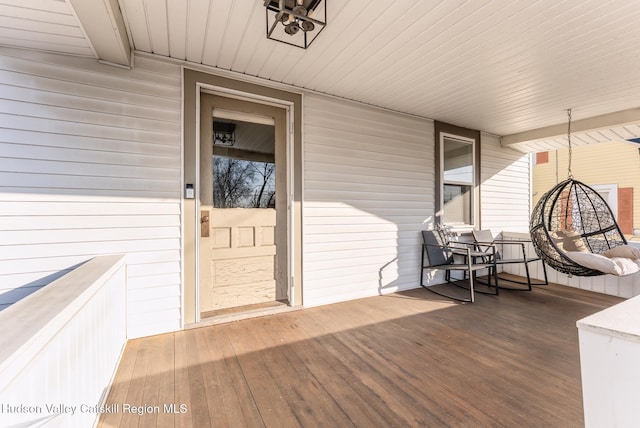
[530,178,627,276]
[529,109,628,276]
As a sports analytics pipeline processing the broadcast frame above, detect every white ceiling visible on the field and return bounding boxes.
[3,0,640,145]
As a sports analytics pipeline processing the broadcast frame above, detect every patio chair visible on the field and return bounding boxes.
[472,229,548,291]
[420,230,498,303]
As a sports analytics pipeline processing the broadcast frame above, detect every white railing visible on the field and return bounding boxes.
[0,255,127,428]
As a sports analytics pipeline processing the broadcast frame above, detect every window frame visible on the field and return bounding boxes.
[434,121,481,230]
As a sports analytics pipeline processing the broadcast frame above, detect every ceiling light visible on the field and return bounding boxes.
[284,22,300,35]
[264,0,326,49]
[213,121,235,147]
[300,20,314,32]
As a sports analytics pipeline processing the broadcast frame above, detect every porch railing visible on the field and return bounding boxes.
[0,254,127,427]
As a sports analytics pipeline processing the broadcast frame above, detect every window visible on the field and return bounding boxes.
[435,122,480,228]
[535,151,549,164]
[211,117,276,209]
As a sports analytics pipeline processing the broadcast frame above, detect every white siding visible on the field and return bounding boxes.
[480,133,531,233]
[0,47,182,338]
[302,94,434,306]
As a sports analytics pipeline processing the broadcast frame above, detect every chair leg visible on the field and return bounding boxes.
[420,251,423,285]
[492,264,499,295]
[467,257,475,303]
[523,259,533,291]
[420,247,425,286]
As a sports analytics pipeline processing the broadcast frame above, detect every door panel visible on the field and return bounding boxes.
[203,208,276,310]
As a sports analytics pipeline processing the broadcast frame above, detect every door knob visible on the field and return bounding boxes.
[200,211,210,237]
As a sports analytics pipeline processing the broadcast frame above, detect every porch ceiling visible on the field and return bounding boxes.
[4,0,640,146]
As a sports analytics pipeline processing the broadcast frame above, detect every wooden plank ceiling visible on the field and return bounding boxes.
[0,0,94,57]
[3,0,640,143]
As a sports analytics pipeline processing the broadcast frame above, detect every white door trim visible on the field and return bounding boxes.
[591,183,619,220]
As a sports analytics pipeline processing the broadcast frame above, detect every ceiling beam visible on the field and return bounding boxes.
[501,108,640,147]
[68,0,131,68]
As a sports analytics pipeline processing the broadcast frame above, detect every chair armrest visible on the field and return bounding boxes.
[422,242,450,251]
[486,240,529,258]
[492,239,533,244]
[448,241,476,250]
[449,242,490,256]
[423,242,485,258]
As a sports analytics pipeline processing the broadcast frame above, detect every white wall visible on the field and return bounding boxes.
[0,46,538,334]
[0,48,182,338]
[479,133,531,233]
[300,98,536,307]
[302,94,435,306]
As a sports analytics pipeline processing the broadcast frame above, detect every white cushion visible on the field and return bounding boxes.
[610,257,640,276]
[565,251,640,276]
[604,245,640,260]
[565,251,621,275]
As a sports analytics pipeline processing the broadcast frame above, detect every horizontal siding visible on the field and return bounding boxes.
[533,142,640,232]
[480,133,531,233]
[0,48,182,338]
[302,94,434,307]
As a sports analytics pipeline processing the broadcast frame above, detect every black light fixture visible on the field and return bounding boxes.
[264,0,326,49]
[213,121,235,147]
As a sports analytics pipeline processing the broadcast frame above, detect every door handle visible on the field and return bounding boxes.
[201,211,210,237]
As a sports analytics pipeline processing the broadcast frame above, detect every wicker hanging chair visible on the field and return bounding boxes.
[530,178,627,276]
[529,109,629,276]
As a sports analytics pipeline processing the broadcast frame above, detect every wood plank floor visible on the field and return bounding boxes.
[98,281,623,428]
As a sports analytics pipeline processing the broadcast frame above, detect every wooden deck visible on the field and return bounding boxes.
[98,281,623,428]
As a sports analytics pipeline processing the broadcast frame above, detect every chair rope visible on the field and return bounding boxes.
[566,108,573,180]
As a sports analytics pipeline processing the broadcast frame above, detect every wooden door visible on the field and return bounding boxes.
[199,94,288,316]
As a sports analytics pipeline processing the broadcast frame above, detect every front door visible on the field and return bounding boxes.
[199,94,288,318]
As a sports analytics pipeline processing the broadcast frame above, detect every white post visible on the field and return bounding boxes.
[577,295,640,427]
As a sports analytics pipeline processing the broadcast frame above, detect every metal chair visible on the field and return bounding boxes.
[420,230,498,303]
[472,229,548,291]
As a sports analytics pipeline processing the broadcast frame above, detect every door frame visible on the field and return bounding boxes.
[183,68,303,326]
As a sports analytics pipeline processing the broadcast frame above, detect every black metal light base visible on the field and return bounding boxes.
[264,0,326,49]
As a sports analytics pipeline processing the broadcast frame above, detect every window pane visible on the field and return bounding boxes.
[213,157,275,208]
[211,117,276,209]
[443,184,472,224]
[443,137,473,183]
